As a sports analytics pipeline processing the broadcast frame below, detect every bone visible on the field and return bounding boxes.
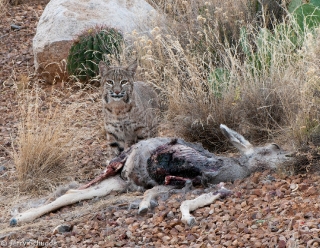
[180,186,232,226]
[138,185,174,214]
[77,154,126,190]
[10,176,127,226]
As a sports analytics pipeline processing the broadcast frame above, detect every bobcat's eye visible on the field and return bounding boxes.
[106,80,113,85]
[120,80,128,85]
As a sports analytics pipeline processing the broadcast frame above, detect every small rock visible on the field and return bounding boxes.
[304,212,313,219]
[167,211,174,219]
[251,189,263,196]
[300,183,308,190]
[306,186,317,196]
[237,223,246,231]
[11,24,21,30]
[241,201,247,207]
[187,234,196,241]
[125,217,135,225]
[170,237,178,245]
[126,231,133,239]
[251,225,258,229]
[270,226,279,232]
[162,236,170,243]
[0,165,6,173]
[276,189,284,198]
[175,225,184,232]
[278,240,286,248]
[254,241,262,247]
[223,240,232,246]
[290,183,298,190]
[157,233,164,238]
[141,225,148,229]
[70,236,79,243]
[53,224,73,234]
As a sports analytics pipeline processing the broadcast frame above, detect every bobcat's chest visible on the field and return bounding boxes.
[103,100,142,132]
[103,99,145,150]
[103,100,134,117]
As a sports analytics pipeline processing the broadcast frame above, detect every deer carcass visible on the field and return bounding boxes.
[10,124,292,226]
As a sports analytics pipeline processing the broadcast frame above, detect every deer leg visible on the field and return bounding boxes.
[10,176,127,226]
[180,186,232,226]
[138,185,175,214]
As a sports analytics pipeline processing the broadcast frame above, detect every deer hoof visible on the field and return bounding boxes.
[138,206,148,215]
[187,217,196,226]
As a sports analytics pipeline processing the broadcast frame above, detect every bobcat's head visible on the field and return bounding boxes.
[99,61,137,103]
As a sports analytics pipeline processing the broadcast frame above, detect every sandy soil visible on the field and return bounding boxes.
[1,1,320,247]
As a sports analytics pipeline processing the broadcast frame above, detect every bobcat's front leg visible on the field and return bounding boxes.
[105,124,125,156]
[134,125,151,143]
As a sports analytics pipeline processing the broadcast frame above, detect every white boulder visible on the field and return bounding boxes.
[33,0,158,83]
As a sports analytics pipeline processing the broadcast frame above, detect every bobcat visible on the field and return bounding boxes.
[98,60,159,156]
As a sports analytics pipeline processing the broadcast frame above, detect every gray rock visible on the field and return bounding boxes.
[0,165,7,173]
[33,0,159,83]
[53,224,73,234]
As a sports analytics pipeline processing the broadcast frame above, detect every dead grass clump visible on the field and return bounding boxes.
[12,85,79,194]
[132,2,320,151]
[289,28,320,145]
[280,144,320,175]
[0,0,8,17]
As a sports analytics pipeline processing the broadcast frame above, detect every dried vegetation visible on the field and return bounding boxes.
[11,83,82,193]
[5,0,320,194]
[139,0,320,152]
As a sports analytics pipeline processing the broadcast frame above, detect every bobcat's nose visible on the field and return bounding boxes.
[114,90,121,94]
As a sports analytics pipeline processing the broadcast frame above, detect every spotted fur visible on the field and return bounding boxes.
[99,60,159,155]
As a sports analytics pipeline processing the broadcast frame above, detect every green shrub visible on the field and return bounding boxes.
[289,0,320,31]
[67,27,123,81]
[208,68,230,98]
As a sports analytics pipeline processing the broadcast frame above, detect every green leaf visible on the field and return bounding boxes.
[240,27,251,57]
[294,4,320,30]
[310,0,320,8]
[288,0,303,13]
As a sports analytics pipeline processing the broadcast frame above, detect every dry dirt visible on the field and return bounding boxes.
[1,1,320,248]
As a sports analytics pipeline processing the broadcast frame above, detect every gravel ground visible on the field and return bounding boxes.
[1,1,320,247]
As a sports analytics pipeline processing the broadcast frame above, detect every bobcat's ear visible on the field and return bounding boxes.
[99,61,109,77]
[126,60,138,76]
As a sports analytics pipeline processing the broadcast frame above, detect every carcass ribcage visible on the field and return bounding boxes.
[147,139,223,186]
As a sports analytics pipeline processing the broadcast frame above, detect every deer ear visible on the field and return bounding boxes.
[126,60,138,76]
[99,61,109,77]
[220,124,253,154]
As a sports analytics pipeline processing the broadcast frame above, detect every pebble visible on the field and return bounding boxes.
[53,224,73,234]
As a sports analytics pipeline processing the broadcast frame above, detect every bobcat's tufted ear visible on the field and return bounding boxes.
[99,61,109,77]
[126,60,138,76]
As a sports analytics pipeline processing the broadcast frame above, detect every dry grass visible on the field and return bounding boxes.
[11,83,81,194]
[132,0,320,151]
[0,0,8,17]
